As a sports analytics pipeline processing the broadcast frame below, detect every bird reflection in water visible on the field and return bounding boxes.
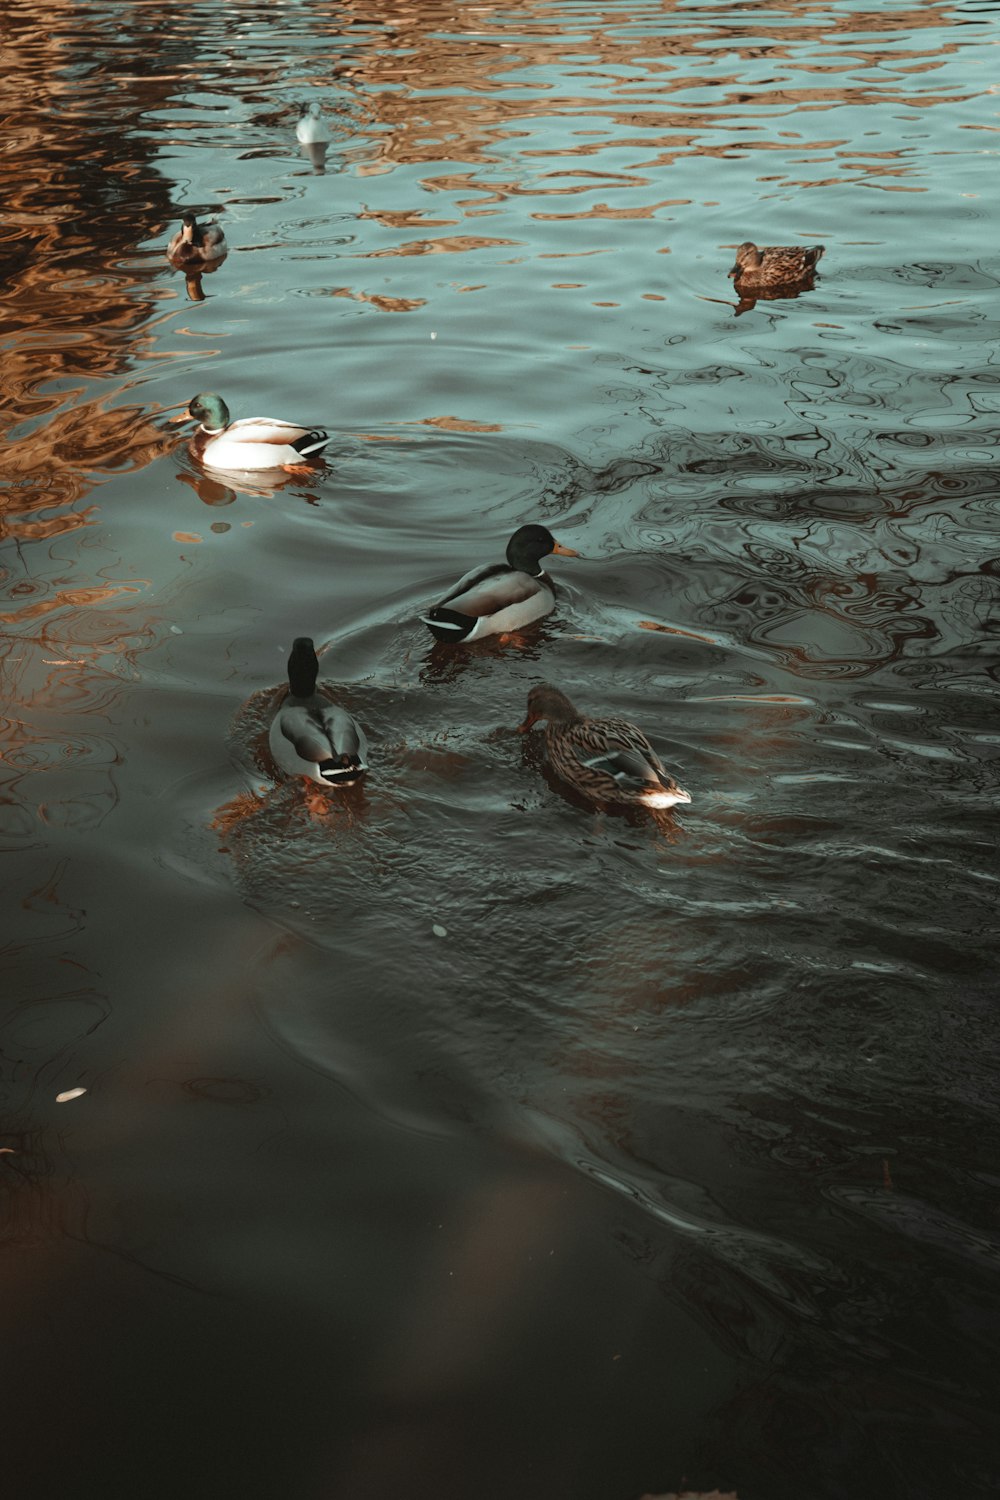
[296,102,331,174]
[732,277,821,318]
[172,463,323,509]
[417,627,547,688]
[300,141,329,175]
[176,265,224,304]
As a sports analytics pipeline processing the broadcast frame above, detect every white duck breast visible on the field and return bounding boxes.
[296,105,331,144]
[201,417,330,470]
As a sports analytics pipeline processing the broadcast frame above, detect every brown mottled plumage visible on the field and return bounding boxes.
[729,241,824,289]
[167,212,228,267]
[517,684,691,811]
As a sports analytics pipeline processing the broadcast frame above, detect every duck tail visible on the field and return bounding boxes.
[319,757,366,786]
[293,429,330,458]
[419,606,476,643]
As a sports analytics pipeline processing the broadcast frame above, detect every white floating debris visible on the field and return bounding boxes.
[56,1087,87,1103]
[430,331,437,340]
[432,923,447,938]
[170,625,183,634]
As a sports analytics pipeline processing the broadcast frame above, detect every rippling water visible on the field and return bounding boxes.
[3,2,998,1497]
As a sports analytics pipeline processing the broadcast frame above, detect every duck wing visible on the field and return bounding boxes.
[197,226,227,259]
[275,704,367,784]
[760,245,823,279]
[421,562,554,641]
[438,564,542,619]
[275,705,335,764]
[320,704,367,765]
[228,417,329,457]
[581,745,664,791]
[569,718,669,788]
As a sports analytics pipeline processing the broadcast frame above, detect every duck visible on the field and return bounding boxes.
[166,212,228,266]
[420,524,579,644]
[296,102,331,144]
[517,683,691,811]
[269,638,368,788]
[170,392,330,471]
[729,241,824,289]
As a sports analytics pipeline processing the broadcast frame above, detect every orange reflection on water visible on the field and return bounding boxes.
[322,0,970,213]
[419,415,504,433]
[2,506,98,544]
[0,582,146,628]
[361,234,520,258]
[330,286,427,312]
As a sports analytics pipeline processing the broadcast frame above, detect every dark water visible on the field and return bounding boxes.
[2,2,998,1497]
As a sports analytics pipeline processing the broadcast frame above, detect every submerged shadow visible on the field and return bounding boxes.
[732,271,819,317]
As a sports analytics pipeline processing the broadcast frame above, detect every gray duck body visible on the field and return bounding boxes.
[268,638,368,787]
[420,525,578,644]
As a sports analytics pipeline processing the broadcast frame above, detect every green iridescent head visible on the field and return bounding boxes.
[187,392,230,431]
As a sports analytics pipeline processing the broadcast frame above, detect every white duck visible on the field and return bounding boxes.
[296,102,331,144]
[269,638,368,788]
[172,392,330,471]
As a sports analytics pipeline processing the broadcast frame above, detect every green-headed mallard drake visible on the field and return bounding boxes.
[171,392,330,471]
[269,637,368,788]
[167,212,228,266]
[729,241,824,289]
[296,102,331,144]
[518,682,691,811]
[420,524,579,644]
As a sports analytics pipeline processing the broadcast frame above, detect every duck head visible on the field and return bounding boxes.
[506,524,579,576]
[729,241,762,278]
[287,637,320,697]
[518,682,581,733]
[187,392,231,432]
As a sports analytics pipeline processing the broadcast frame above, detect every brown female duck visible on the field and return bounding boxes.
[167,212,228,266]
[517,683,691,811]
[729,241,823,289]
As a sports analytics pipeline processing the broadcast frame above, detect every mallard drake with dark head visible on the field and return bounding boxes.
[729,241,824,289]
[517,683,691,811]
[420,524,580,644]
[169,392,330,471]
[269,638,368,788]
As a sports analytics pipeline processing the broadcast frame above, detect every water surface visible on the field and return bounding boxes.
[2,2,999,1497]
